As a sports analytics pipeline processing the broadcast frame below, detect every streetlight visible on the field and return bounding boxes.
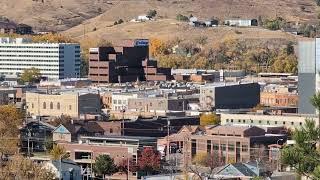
[122,156,130,180]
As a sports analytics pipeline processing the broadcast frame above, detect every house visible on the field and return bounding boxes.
[16,24,33,35]
[0,21,16,34]
[20,119,56,153]
[43,159,82,180]
[213,162,297,180]
[52,121,121,142]
[213,162,272,179]
[224,19,258,27]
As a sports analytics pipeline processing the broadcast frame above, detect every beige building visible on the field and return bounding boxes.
[220,113,316,129]
[26,92,101,118]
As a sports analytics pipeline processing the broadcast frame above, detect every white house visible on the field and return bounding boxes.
[43,159,82,180]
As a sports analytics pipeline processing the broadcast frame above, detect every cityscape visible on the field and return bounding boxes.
[0,0,320,180]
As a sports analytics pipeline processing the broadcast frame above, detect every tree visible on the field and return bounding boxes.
[20,67,41,84]
[50,115,72,127]
[118,158,137,179]
[50,144,69,160]
[176,14,189,21]
[316,0,320,6]
[0,105,23,158]
[32,33,75,43]
[311,92,320,128]
[150,38,169,57]
[137,147,160,175]
[200,113,220,126]
[93,154,117,179]
[281,119,320,179]
[189,151,224,180]
[147,10,157,18]
[0,155,55,180]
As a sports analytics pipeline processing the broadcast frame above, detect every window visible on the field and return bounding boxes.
[259,120,262,124]
[75,152,92,160]
[226,119,229,122]
[238,120,241,123]
[207,140,212,153]
[31,103,34,109]
[191,139,197,157]
[283,121,286,125]
[275,121,277,125]
[50,102,53,109]
[113,100,117,104]
[110,128,113,133]
[57,102,60,110]
[43,102,46,109]
[299,122,302,126]
[242,120,245,123]
[69,105,72,110]
[231,119,233,123]
[291,122,294,125]
[228,144,235,151]
[242,145,248,152]
[251,120,253,123]
[213,143,219,150]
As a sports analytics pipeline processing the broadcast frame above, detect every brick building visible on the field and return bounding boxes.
[260,92,298,107]
[59,135,157,179]
[89,39,172,83]
[158,125,286,166]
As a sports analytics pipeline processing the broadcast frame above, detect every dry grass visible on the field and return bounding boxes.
[0,0,318,32]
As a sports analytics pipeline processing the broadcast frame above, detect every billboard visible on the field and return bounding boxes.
[135,39,149,46]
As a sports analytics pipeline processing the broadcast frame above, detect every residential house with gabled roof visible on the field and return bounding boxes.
[52,124,72,142]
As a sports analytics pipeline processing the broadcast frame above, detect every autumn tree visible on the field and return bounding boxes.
[137,147,160,175]
[50,144,69,160]
[0,155,55,180]
[20,67,41,84]
[0,105,23,159]
[31,33,75,43]
[93,154,117,179]
[50,115,72,127]
[150,38,169,57]
[189,151,224,180]
[200,113,220,126]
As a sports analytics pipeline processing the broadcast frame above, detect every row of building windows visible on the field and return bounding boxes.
[113,100,127,105]
[0,54,62,58]
[0,46,61,49]
[0,59,63,62]
[225,119,303,126]
[0,63,61,67]
[0,50,62,53]
[0,67,60,71]
[30,102,72,111]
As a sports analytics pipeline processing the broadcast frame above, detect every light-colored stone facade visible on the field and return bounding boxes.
[26,92,101,118]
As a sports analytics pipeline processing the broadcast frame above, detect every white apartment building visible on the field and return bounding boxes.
[0,37,81,80]
[111,93,138,111]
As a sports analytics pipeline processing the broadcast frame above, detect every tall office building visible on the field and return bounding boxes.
[0,37,81,80]
[298,38,320,114]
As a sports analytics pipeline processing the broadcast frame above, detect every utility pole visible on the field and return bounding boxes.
[166,120,170,161]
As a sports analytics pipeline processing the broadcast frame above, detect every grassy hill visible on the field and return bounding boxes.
[0,0,318,32]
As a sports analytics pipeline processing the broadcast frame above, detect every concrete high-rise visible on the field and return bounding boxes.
[298,39,320,114]
[0,37,81,80]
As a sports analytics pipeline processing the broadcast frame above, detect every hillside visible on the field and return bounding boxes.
[0,0,318,32]
[63,19,299,45]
